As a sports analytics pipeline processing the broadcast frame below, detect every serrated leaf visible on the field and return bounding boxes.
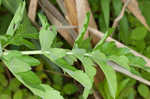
[109,55,130,71]
[91,51,117,98]
[100,0,110,29]
[138,84,150,98]
[6,1,25,36]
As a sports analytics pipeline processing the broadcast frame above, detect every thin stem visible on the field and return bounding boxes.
[3,50,91,56]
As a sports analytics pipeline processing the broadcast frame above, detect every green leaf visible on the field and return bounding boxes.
[64,69,92,90]
[6,1,25,36]
[112,0,129,43]
[39,13,57,50]
[112,0,122,16]
[79,57,96,81]
[82,88,91,99]
[100,0,110,29]
[0,94,11,99]
[0,0,2,6]
[38,13,49,29]
[3,51,64,99]
[8,78,21,92]
[64,55,77,65]
[45,48,66,61]
[39,26,57,50]
[17,71,41,87]
[91,51,117,98]
[17,56,40,66]
[130,27,147,40]
[17,33,39,39]
[13,90,23,99]
[62,83,78,95]
[71,48,96,98]
[109,55,130,71]
[138,84,150,98]
[2,0,21,13]
[74,12,90,48]
[71,48,96,81]
[94,28,114,50]
[9,58,31,73]
[116,78,130,97]
[41,85,63,99]
[0,73,8,87]
[55,58,77,71]
[9,37,36,49]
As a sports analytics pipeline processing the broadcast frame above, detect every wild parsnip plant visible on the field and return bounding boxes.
[1,1,150,99]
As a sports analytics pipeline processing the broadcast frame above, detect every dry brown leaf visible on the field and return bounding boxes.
[64,0,78,27]
[28,0,38,23]
[122,0,150,31]
[75,0,99,44]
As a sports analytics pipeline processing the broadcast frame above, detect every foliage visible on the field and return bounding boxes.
[1,0,150,99]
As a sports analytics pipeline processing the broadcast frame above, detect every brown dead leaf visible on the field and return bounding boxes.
[122,0,150,31]
[64,0,78,27]
[28,0,38,23]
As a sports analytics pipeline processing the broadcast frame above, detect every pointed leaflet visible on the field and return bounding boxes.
[6,1,25,36]
[90,51,117,98]
[38,13,57,50]
[3,51,63,99]
[74,12,90,48]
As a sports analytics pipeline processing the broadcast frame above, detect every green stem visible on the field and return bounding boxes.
[3,50,91,56]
